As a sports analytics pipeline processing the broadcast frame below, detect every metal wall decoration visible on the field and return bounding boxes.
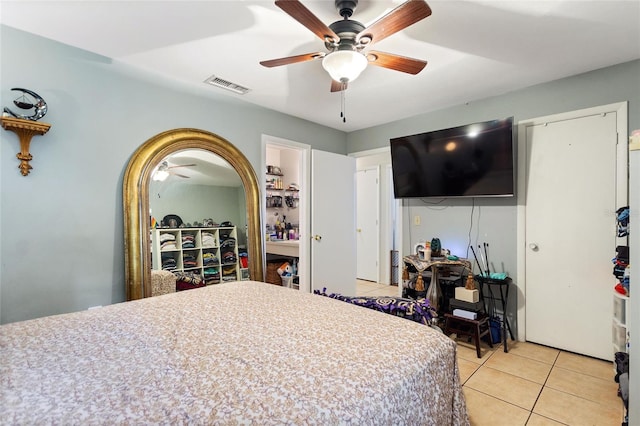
[4,88,48,121]
[1,87,51,176]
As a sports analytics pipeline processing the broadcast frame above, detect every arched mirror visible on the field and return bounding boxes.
[123,128,264,300]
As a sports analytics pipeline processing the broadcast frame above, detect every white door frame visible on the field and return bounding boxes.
[387,163,402,295]
[349,147,403,295]
[516,102,628,341]
[262,134,311,293]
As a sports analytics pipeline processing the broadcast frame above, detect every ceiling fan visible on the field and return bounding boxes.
[153,161,196,181]
[260,0,432,92]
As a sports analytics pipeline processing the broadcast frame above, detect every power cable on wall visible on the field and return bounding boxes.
[407,198,451,251]
[420,197,448,210]
[405,199,412,250]
[466,197,476,261]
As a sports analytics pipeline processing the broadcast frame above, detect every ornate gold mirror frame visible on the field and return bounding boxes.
[123,128,264,300]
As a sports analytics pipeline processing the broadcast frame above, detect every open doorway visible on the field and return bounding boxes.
[356,166,380,283]
[262,135,310,293]
[351,148,402,297]
[262,135,357,296]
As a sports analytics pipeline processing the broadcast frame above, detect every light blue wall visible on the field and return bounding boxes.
[0,25,347,323]
[2,23,638,325]
[348,59,640,337]
[149,183,244,231]
[348,59,639,274]
[348,60,640,153]
[149,182,247,242]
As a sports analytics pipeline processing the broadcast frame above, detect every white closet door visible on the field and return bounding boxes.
[525,111,618,360]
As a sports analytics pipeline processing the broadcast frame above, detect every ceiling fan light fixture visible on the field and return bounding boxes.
[153,170,169,181]
[322,50,367,83]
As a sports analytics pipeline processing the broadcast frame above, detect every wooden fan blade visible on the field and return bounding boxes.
[172,173,190,179]
[357,0,432,45]
[168,163,196,169]
[260,52,325,68]
[275,0,339,42]
[330,79,348,92]
[366,51,427,75]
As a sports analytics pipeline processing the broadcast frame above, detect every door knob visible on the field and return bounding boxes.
[529,243,539,251]
[357,228,362,232]
[312,235,322,241]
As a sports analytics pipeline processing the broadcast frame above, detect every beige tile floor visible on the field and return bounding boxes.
[356,279,400,297]
[356,280,626,426]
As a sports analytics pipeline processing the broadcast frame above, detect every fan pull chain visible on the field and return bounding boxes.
[340,81,347,123]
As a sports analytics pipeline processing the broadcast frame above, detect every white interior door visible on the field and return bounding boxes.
[524,111,618,360]
[356,167,379,282]
[311,150,356,296]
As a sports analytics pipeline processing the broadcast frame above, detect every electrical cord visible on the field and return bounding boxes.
[466,197,475,261]
[420,197,448,210]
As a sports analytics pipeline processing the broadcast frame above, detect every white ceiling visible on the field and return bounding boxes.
[149,149,242,186]
[1,0,639,132]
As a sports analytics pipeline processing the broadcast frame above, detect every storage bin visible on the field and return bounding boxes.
[613,295,626,325]
[266,261,282,285]
[281,276,293,288]
[489,317,502,344]
[612,320,627,349]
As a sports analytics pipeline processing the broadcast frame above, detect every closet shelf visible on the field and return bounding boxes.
[151,226,243,284]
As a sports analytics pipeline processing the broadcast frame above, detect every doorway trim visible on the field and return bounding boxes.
[515,102,628,341]
[349,147,403,295]
[261,134,311,292]
[356,165,380,283]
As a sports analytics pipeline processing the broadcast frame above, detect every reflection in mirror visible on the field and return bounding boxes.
[123,128,263,300]
[150,150,249,284]
[150,150,247,241]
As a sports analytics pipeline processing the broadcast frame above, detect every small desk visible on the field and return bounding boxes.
[402,255,472,312]
[476,276,514,352]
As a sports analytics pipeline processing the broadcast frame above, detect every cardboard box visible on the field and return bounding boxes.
[455,287,479,303]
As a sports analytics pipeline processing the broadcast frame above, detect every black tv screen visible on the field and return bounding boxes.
[390,118,515,198]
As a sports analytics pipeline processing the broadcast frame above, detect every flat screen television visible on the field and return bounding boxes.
[390,117,515,199]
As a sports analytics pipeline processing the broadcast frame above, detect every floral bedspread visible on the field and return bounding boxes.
[1,281,469,425]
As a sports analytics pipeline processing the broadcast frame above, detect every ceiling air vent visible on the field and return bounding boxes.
[204,75,250,95]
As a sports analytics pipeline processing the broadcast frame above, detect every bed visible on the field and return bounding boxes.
[1,281,469,425]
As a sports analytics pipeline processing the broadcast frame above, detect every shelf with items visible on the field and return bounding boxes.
[611,206,629,425]
[284,188,299,209]
[266,161,300,207]
[151,226,239,283]
[266,193,284,208]
[266,165,283,176]
[613,292,629,353]
[219,228,239,282]
[266,172,284,190]
[612,206,629,355]
[239,268,251,281]
[202,248,220,284]
[266,189,299,208]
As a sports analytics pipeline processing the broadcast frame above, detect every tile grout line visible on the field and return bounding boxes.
[527,348,561,421]
[541,356,621,411]
[458,345,493,386]
[460,343,622,425]
[462,345,563,424]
